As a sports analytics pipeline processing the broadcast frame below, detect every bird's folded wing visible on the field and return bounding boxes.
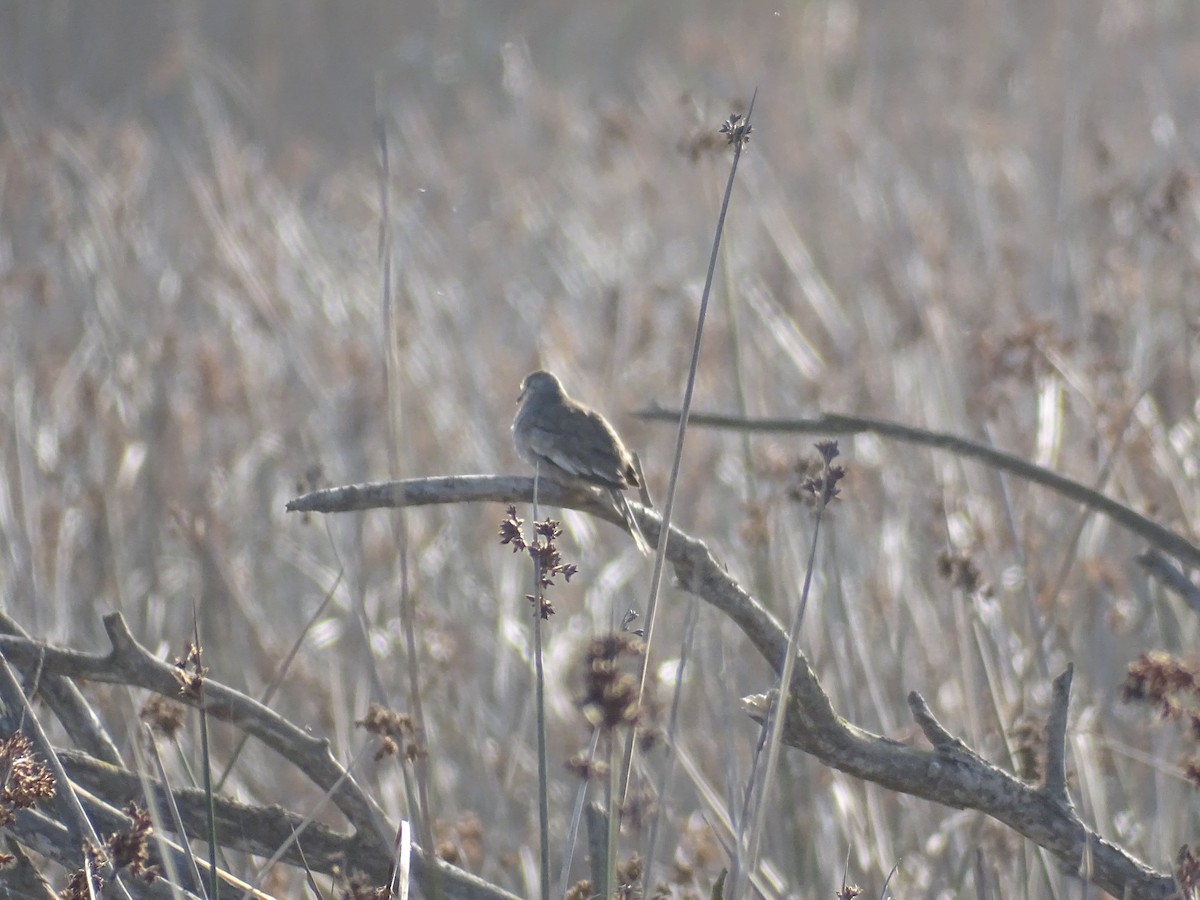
[525,421,623,488]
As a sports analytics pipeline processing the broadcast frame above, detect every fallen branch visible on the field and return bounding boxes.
[287,474,1177,900]
[0,612,518,900]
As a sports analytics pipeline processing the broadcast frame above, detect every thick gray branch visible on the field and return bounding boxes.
[286,474,1177,900]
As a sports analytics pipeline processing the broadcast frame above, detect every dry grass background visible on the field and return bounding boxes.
[2,1,1200,897]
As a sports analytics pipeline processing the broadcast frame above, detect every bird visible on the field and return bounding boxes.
[512,370,651,555]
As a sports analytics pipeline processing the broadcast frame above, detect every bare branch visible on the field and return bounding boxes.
[0,614,388,854]
[59,749,510,899]
[0,615,520,900]
[633,406,1200,569]
[0,610,123,766]
[286,474,1177,900]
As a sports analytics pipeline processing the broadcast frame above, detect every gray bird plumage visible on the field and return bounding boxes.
[512,370,650,554]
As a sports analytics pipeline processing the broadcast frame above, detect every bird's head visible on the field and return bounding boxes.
[518,370,565,405]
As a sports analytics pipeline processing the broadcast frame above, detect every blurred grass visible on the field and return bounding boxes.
[2,1,1200,896]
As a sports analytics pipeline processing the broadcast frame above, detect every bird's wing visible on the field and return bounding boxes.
[524,408,629,489]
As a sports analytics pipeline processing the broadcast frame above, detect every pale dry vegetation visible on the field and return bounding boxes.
[2,2,1200,898]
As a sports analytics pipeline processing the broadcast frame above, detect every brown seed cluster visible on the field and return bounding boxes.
[339,872,394,899]
[936,549,992,597]
[720,112,753,148]
[0,732,55,829]
[59,804,159,899]
[140,693,187,738]
[578,633,662,750]
[1008,717,1044,783]
[1122,651,1200,787]
[1176,844,1200,897]
[357,703,419,762]
[171,640,207,701]
[499,506,578,619]
[798,440,845,508]
[105,804,159,881]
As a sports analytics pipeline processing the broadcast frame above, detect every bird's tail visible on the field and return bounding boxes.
[612,490,652,556]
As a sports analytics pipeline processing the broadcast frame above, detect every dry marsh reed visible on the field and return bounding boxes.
[1,3,1199,897]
